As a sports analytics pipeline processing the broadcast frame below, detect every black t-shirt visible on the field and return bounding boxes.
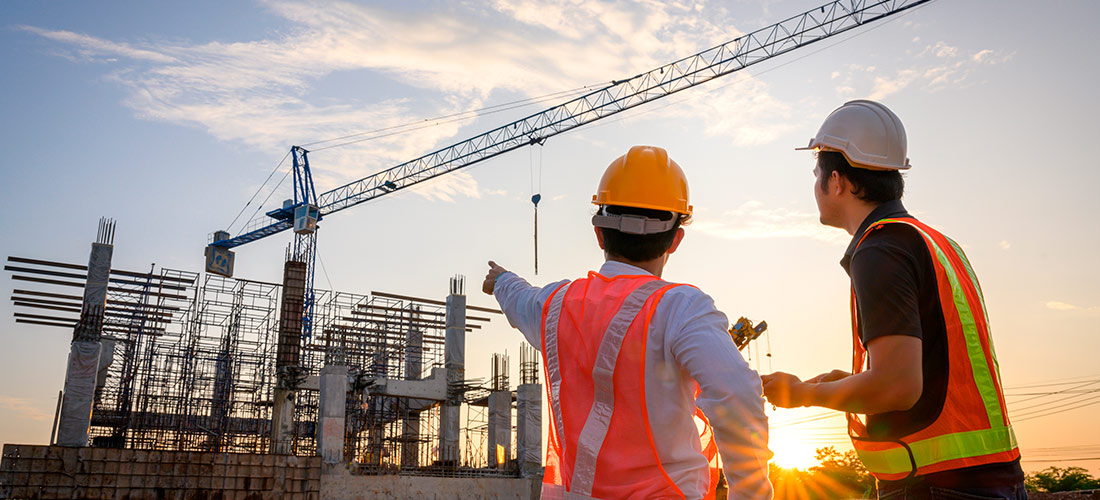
[841,200,1023,487]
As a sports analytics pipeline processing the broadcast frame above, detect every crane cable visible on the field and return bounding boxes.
[226,84,601,233]
[530,145,543,275]
[302,84,601,153]
[225,150,292,233]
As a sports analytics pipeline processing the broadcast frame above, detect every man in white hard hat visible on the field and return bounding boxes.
[482,146,773,499]
[761,100,1025,498]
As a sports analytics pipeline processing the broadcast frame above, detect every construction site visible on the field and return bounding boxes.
[0,1,953,498]
[1,217,544,499]
[5,0,1097,499]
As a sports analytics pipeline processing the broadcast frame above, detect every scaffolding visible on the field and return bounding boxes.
[4,254,512,477]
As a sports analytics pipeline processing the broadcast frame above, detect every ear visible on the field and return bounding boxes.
[666,227,686,255]
[830,170,845,196]
[594,226,606,250]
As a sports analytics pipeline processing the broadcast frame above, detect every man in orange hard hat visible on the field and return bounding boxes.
[762,100,1025,498]
[483,146,773,499]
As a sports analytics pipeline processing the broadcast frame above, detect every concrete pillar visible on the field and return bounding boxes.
[271,389,296,454]
[318,364,347,464]
[402,312,422,467]
[58,225,113,447]
[272,260,307,454]
[516,383,542,477]
[439,277,465,465]
[57,342,101,446]
[401,404,420,467]
[488,391,512,468]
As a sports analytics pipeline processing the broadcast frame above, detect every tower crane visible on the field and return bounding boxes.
[205,0,929,377]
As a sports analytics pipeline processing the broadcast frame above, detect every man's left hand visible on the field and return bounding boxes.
[761,372,807,408]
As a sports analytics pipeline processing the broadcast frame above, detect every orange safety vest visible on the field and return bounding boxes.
[848,218,1019,481]
[539,272,720,500]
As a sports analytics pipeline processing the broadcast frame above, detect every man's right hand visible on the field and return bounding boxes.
[482,260,508,295]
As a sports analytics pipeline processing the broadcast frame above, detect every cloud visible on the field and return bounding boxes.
[23,0,783,204]
[1046,301,1079,311]
[834,39,1011,101]
[691,201,848,244]
[0,396,53,422]
[19,25,178,63]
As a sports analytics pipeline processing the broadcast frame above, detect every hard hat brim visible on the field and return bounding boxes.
[795,142,912,171]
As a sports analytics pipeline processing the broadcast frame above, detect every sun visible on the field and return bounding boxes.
[769,432,819,470]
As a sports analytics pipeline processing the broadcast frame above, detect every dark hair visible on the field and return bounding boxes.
[598,205,684,262]
[817,151,904,203]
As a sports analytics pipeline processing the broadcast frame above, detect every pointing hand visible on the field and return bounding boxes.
[482,260,508,295]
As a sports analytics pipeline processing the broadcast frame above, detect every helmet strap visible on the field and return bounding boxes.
[592,207,676,235]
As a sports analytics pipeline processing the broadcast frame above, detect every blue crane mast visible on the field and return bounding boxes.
[205,0,931,338]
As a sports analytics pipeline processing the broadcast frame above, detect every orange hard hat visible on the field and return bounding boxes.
[591,145,693,216]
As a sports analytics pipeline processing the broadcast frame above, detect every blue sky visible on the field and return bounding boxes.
[2,0,1098,472]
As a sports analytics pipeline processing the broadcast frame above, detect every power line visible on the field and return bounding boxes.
[1007,376,1100,391]
[1013,394,1100,422]
[1020,457,1100,463]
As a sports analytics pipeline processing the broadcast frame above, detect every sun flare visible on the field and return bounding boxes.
[769,433,819,470]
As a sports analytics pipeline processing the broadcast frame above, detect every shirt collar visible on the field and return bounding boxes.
[598,260,654,278]
[840,199,910,273]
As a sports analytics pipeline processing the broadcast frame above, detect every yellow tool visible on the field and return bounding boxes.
[729,317,768,351]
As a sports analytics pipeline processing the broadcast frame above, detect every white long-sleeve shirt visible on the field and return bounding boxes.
[494,260,773,500]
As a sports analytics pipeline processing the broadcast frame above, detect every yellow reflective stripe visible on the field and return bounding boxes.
[856,426,1018,475]
[942,236,1007,402]
[873,219,1004,429]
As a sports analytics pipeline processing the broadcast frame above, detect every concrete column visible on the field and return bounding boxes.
[401,404,420,467]
[271,389,296,454]
[318,364,347,464]
[439,278,465,465]
[516,383,542,477]
[402,311,423,467]
[488,391,512,468]
[272,259,307,454]
[58,232,113,447]
[57,341,101,446]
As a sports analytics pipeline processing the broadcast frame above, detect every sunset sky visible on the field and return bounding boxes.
[1,0,1098,474]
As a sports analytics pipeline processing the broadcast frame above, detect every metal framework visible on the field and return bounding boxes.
[5,256,513,476]
[214,0,931,249]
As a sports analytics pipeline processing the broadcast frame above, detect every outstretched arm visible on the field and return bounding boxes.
[484,260,569,350]
[762,335,922,414]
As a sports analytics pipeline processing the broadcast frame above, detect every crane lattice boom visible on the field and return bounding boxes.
[211,0,929,250]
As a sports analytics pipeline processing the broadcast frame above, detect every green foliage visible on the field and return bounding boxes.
[769,447,877,500]
[1025,466,1100,492]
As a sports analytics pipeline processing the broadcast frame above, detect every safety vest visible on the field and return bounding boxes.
[848,217,1019,481]
[539,272,720,500]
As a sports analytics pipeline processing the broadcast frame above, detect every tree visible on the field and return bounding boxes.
[811,447,876,498]
[768,447,877,500]
[1025,466,1100,492]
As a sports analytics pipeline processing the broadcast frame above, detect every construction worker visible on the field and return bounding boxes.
[761,100,1025,498]
[482,145,773,500]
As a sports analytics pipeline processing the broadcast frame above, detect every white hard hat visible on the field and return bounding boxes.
[796,99,911,171]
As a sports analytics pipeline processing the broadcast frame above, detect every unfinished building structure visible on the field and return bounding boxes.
[1,223,543,499]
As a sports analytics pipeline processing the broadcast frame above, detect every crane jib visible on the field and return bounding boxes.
[208,0,932,254]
